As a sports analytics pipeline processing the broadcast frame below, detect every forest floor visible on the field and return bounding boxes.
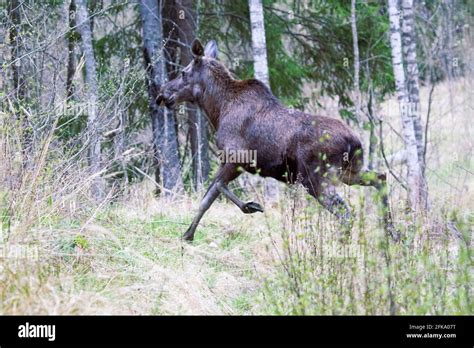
[1,79,472,315]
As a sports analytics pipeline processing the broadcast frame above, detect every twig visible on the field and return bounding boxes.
[378,119,408,191]
[423,82,435,168]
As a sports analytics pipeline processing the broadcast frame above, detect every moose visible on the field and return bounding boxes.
[158,39,398,242]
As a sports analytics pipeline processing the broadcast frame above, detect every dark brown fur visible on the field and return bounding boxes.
[158,39,398,241]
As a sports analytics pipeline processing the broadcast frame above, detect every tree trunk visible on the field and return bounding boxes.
[388,0,423,212]
[401,0,428,208]
[443,0,455,80]
[351,0,361,124]
[249,0,270,86]
[350,0,370,168]
[249,0,278,202]
[8,0,26,104]
[76,0,103,200]
[189,108,210,191]
[401,0,423,167]
[66,0,77,101]
[365,57,378,171]
[8,0,31,168]
[140,0,183,195]
[176,0,210,191]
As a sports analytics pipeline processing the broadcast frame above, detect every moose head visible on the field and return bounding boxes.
[157,39,218,109]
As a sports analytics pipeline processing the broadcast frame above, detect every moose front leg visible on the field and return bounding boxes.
[318,188,353,239]
[302,176,352,239]
[216,183,264,214]
[183,164,242,241]
[182,181,220,241]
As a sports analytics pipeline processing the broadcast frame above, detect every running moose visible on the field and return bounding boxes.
[157,39,398,241]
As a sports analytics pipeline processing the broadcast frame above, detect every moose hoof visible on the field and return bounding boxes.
[242,201,264,214]
[182,229,195,242]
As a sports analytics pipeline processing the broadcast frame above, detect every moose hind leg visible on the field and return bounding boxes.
[216,182,264,214]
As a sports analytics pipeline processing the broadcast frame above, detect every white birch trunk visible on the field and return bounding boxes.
[401,0,428,207]
[248,0,278,202]
[249,0,270,86]
[76,0,103,200]
[388,0,423,211]
[401,0,424,165]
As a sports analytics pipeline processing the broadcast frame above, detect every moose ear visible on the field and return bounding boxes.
[191,39,204,57]
[204,40,218,59]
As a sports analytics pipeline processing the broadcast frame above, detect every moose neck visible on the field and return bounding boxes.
[197,70,236,130]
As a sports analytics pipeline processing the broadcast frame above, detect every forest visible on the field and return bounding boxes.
[0,0,472,315]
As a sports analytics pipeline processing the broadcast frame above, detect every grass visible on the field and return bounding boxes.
[0,183,470,315]
[0,79,472,315]
[260,191,472,315]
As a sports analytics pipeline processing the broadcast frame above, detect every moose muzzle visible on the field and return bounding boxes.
[156,92,175,109]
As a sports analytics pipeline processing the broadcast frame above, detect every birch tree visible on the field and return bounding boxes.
[388,0,423,211]
[249,0,270,86]
[140,0,183,194]
[76,0,103,199]
[249,0,278,201]
[401,0,423,167]
[401,0,428,207]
